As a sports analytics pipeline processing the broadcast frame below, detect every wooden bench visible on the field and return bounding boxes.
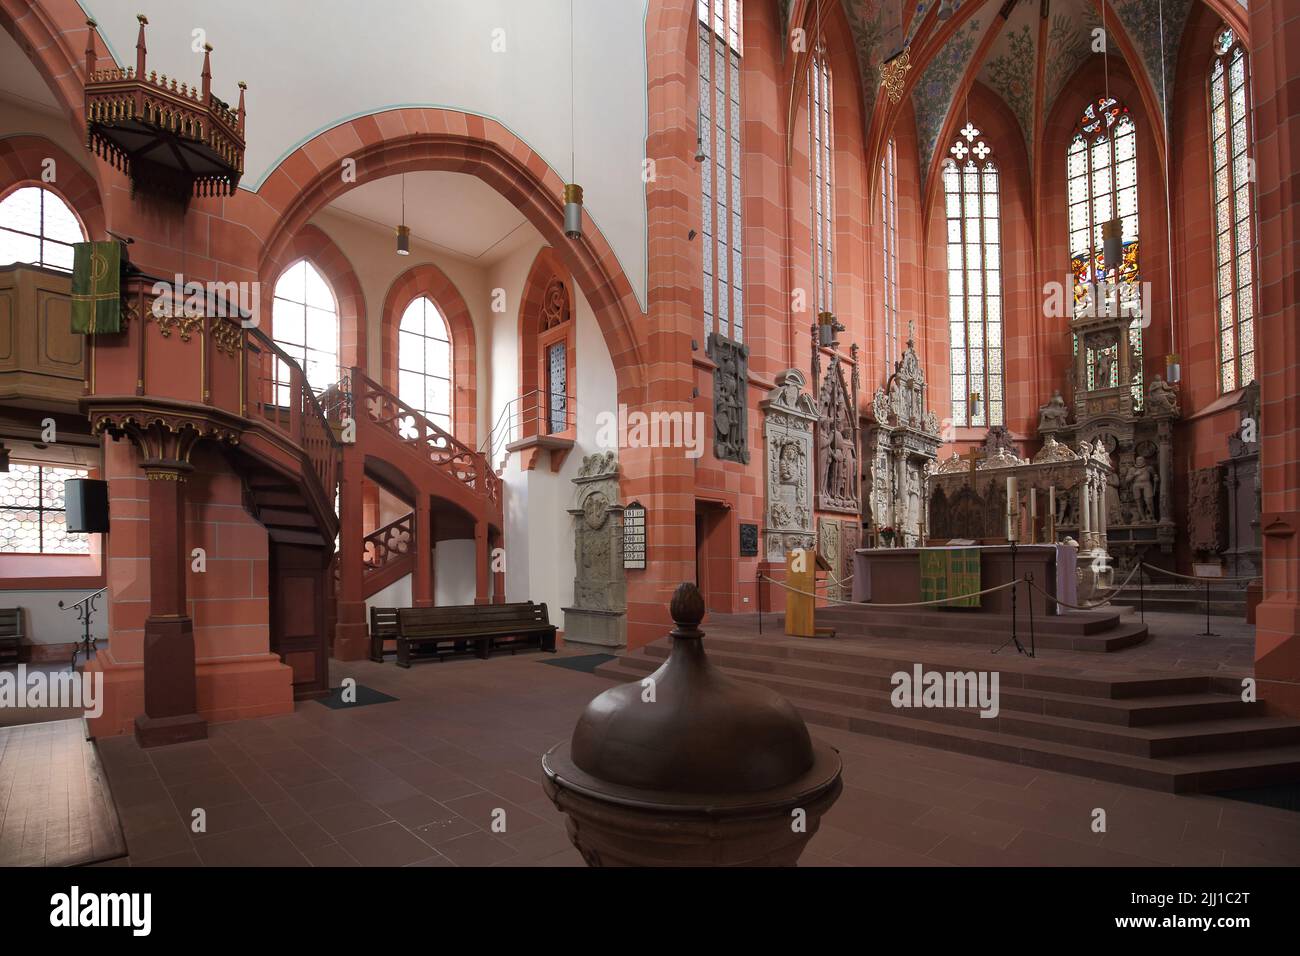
[0,608,23,665]
[395,603,557,668]
[369,606,400,663]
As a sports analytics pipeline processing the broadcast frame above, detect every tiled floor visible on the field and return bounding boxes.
[81,611,1300,867]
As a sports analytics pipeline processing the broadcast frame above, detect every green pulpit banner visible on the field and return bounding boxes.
[70,241,122,334]
[919,548,981,608]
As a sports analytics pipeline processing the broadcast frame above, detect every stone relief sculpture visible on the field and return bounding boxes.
[563,452,627,647]
[814,355,860,514]
[706,332,750,464]
[760,369,818,562]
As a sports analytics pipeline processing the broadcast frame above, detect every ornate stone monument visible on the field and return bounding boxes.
[562,451,627,647]
[706,332,750,464]
[863,325,941,546]
[759,368,817,562]
[811,334,860,515]
[1220,381,1261,578]
[1036,303,1181,573]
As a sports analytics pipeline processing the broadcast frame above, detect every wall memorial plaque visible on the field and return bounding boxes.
[739,522,758,557]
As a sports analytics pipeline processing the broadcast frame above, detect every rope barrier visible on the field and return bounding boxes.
[1032,558,1145,611]
[1138,562,1257,584]
[758,573,1021,609]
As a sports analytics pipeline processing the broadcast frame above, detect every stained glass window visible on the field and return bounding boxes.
[699,0,744,341]
[547,341,568,434]
[1209,28,1257,393]
[0,462,90,554]
[272,260,339,401]
[944,124,1003,428]
[398,296,452,434]
[809,49,834,316]
[1067,96,1144,408]
[0,186,86,271]
[881,138,900,366]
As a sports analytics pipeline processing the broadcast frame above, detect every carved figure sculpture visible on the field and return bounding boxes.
[1127,455,1157,523]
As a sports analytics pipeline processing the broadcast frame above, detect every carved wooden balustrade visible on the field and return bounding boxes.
[362,513,413,574]
[352,370,501,510]
[85,273,340,542]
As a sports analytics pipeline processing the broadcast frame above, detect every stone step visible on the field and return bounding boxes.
[813,605,1147,652]
[631,642,1255,726]
[644,631,1209,700]
[594,658,1300,793]
[1109,597,1247,616]
[605,651,1296,758]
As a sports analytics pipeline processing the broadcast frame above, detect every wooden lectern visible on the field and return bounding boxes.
[785,548,835,638]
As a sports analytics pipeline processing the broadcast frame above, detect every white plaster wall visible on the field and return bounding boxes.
[365,573,411,614]
[310,208,497,436]
[84,0,649,306]
[435,540,477,605]
[2,591,108,647]
[492,273,618,627]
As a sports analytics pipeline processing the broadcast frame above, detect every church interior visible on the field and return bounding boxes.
[1,0,1299,878]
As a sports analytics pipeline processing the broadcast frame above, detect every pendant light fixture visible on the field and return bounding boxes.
[969,391,983,421]
[396,173,410,255]
[695,108,706,163]
[563,0,584,240]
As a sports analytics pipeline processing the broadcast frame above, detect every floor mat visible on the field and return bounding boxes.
[0,718,127,866]
[541,653,616,674]
[314,684,399,709]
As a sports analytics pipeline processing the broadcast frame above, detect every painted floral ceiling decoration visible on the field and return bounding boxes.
[830,0,1205,189]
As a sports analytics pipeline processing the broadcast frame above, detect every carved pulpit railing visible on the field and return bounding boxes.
[363,513,413,573]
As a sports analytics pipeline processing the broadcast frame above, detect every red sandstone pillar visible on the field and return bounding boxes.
[333,451,367,660]
[135,463,207,747]
[474,521,489,605]
[1252,0,1300,715]
[413,496,433,608]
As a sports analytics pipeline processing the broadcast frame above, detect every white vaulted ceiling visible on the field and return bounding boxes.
[75,0,650,305]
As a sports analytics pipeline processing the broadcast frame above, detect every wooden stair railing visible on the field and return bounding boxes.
[85,272,341,543]
[361,512,415,597]
[349,368,501,518]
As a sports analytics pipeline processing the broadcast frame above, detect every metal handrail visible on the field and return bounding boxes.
[58,585,108,611]
[480,388,577,465]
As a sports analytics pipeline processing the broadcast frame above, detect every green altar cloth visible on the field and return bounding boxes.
[918,548,982,608]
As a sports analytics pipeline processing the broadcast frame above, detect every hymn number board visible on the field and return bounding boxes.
[623,502,646,569]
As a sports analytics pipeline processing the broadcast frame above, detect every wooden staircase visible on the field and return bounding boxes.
[595,617,1300,794]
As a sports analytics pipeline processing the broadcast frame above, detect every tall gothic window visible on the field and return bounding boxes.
[943,124,1003,428]
[881,138,900,367]
[398,296,453,434]
[1209,27,1257,392]
[0,185,85,271]
[1067,97,1143,407]
[699,0,743,342]
[809,49,834,317]
[272,260,339,397]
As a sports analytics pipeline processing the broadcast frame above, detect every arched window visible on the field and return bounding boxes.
[272,260,339,395]
[943,123,1003,428]
[398,296,452,433]
[538,278,574,435]
[0,185,86,271]
[1067,96,1143,406]
[699,0,744,342]
[1209,27,1257,392]
[809,49,834,317]
[881,138,900,367]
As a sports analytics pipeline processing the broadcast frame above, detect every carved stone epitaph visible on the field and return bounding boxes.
[706,332,750,464]
[814,355,859,514]
[760,369,818,562]
[562,452,627,647]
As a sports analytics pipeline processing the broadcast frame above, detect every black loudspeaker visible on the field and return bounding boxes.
[64,478,109,534]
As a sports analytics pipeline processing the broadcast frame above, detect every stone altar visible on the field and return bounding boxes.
[760,368,818,563]
[562,451,627,647]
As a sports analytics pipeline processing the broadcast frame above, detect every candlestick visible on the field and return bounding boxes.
[1006,475,1019,542]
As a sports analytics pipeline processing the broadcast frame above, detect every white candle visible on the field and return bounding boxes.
[1029,489,1037,543]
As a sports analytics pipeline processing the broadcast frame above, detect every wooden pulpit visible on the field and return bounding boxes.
[785,548,835,639]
